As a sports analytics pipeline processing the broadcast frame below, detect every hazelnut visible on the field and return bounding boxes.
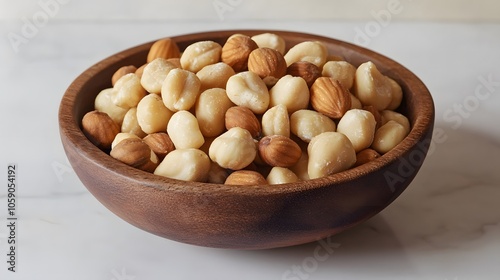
[258,135,302,168]
[225,106,262,138]
[221,34,259,72]
[110,138,159,173]
[248,47,287,87]
[81,110,120,151]
[225,170,268,185]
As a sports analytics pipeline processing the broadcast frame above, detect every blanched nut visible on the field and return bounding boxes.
[161,68,201,112]
[307,132,357,179]
[350,94,363,109]
[380,110,411,134]
[290,109,336,143]
[387,77,403,110]
[221,34,258,72]
[267,167,299,185]
[251,33,286,55]
[94,88,128,125]
[284,41,328,68]
[290,150,310,181]
[261,104,290,137]
[322,60,356,90]
[140,58,177,94]
[180,40,222,73]
[167,110,205,149]
[371,120,408,154]
[354,61,401,111]
[112,73,146,109]
[209,127,257,170]
[225,71,270,114]
[111,65,137,86]
[196,62,235,92]
[121,107,147,138]
[154,148,211,182]
[269,75,310,114]
[336,109,377,152]
[196,88,234,137]
[111,132,141,150]
[136,93,173,134]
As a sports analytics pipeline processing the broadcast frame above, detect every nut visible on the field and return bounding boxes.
[112,73,146,109]
[110,138,159,173]
[380,110,410,134]
[290,109,336,143]
[82,110,121,151]
[225,71,270,114]
[143,132,175,160]
[209,127,257,170]
[261,104,290,137]
[258,135,302,168]
[284,41,328,67]
[224,170,268,185]
[136,93,173,134]
[353,61,393,111]
[195,88,235,137]
[221,34,259,72]
[167,110,205,149]
[266,167,299,185]
[307,132,356,179]
[196,62,236,92]
[140,58,177,94]
[112,65,138,86]
[362,105,382,129]
[161,68,201,112]
[180,40,222,73]
[269,75,310,114]
[371,120,408,154]
[286,61,321,88]
[121,107,147,138]
[94,88,128,125]
[154,148,211,182]
[321,60,356,90]
[248,47,287,86]
[251,33,286,55]
[310,77,352,119]
[336,109,377,152]
[111,132,141,150]
[354,148,381,167]
[225,106,261,138]
[147,38,181,63]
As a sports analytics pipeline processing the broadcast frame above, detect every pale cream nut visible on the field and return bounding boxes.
[154,148,211,182]
[195,88,235,137]
[180,40,222,73]
[284,41,328,68]
[353,61,393,111]
[196,62,235,92]
[307,132,356,179]
[94,88,128,125]
[136,93,173,134]
[290,109,336,143]
[251,33,286,55]
[208,127,257,170]
[225,71,270,114]
[371,120,408,154]
[266,167,299,185]
[112,73,147,109]
[167,110,205,149]
[322,60,356,90]
[261,104,290,137]
[380,110,411,134]
[269,75,310,114]
[161,68,201,112]
[336,109,377,152]
[140,58,177,94]
[111,132,141,150]
[121,107,147,138]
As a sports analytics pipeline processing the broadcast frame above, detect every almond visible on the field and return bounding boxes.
[143,132,175,160]
[147,38,181,63]
[248,47,287,87]
[111,65,137,86]
[110,138,159,173]
[221,34,259,72]
[310,77,352,119]
[354,148,381,167]
[224,170,268,185]
[225,106,262,138]
[82,110,120,151]
[258,135,301,167]
[286,61,321,88]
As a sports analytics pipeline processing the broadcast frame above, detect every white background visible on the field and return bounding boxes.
[1,0,500,279]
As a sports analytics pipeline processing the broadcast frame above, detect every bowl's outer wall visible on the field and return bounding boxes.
[59,30,434,249]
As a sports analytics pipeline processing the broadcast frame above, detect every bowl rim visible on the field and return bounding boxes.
[59,29,434,196]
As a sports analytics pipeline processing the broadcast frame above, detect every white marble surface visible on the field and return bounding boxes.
[1,17,500,280]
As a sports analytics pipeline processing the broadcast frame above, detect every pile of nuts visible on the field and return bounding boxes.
[81,33,410,185]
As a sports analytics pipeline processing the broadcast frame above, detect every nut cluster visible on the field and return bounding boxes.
[82,33,410,185]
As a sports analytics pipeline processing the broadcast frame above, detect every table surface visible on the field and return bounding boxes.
[1,20,499,280]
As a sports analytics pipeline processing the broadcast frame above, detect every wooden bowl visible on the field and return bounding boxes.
[59,30,434,249]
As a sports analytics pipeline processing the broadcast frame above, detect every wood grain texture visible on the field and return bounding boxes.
[58,30,434,249]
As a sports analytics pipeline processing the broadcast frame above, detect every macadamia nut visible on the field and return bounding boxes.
[267,167,299,185]
[307,132,356,179]
[372,120,408,154]
[336,109,377,152]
